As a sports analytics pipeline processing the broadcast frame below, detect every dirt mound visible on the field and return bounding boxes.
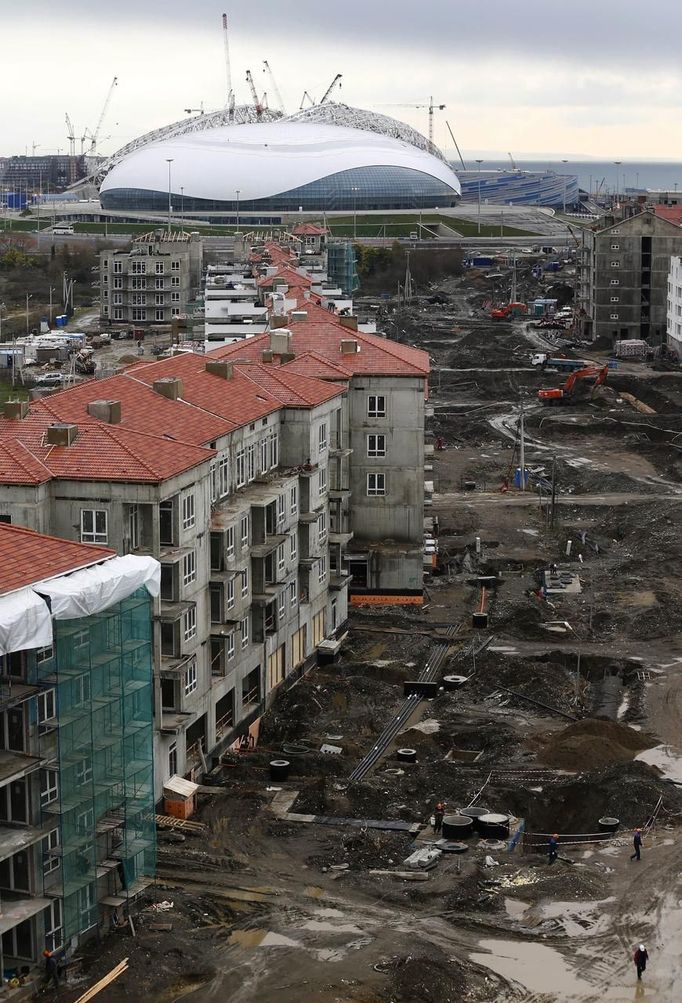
[533,719,654,769]
[388,955,467,1003]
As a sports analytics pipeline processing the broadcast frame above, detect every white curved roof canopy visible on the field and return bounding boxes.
[100,122,461,202]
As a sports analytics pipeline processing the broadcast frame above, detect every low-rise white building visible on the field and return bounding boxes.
[666,255,682,356]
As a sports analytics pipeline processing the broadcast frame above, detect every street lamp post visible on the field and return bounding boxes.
[235,189,241,231]
[166,158,174,236]
[561,159,569,212]
[475,160,484,235]
[180,187,184,230]
[0,302,5,341]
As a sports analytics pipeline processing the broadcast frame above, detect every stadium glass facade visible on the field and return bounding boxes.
[101,165,460,213]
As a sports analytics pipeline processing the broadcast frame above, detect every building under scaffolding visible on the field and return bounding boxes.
[0,524,159,976]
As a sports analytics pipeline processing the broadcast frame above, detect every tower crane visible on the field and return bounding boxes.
[184,104,205,116]
[88,76,118,155]
[383,97,445,148]
[65,114,76,158]
[263,60,286,114]
[319,74,342,104]
[299,90,314,110]
[245,70,264,117]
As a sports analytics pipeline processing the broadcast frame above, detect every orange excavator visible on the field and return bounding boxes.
[538,364,609,404]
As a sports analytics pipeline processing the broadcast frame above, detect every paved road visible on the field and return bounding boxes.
[435,491,682,506]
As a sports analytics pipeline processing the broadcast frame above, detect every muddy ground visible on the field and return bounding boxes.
[63,269,682,1002]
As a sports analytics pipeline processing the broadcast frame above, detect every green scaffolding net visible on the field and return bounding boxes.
[37,588,155,942]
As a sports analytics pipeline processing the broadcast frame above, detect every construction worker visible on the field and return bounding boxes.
[433,801,445,835]
[42,949,59,989]
[633,944,649,980]
[630,828,643,861]
[548,833,559,865]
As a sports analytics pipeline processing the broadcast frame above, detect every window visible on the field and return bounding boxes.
[259,438,268,473]
[131,260,146,274]
[155,277,164,289]
[236,447,246,487]
[113,260,122,274]
[155,309,165,322]
[131,277,146,290]
[171,292,180,303]
[610,260,620,267]
[289,581,298,607]
[217,455,230,497]
[42,829,60,876]
[75,758,93,786]
[367,472,386,496]
[226,525,235,557]
[38,688,56,724]
[168,741,178,776]
[611,243,619,250]
[113,308,124,321]
[290,484,298,515]
[112,293,123,305]
[171,259,180,272]
[367,433,386,457]
[227,630,235,661]
[183,607,197,642]
[74,672,91,707]
[277,542,286,575]
[171,275,180,287]
[241,567,249,597]
[318,422,328,453]
[277,493,285,527]
[45,899,63,952]
[182,550,196,586]
[240,514,249,546]
[610,296,619,303]
[182,492,195,530]
[610,313,619,320]
[247,443,256,481]
[132,308,147,321]
[269,433,279,468]
[290,532,297,561]
[318,511,327,544]
[368,395,386,417]
[318,466,327,496]
[41,769,58,807]
[610,279,620,286]
[80,509,107,544]
[240,616,249,649]
[318,555,327,584]
[160,499,175,545]
[155,261,165,274]
[113,276,123,289]
[226,577,235,609]
[184,659,198,696]
[155,294,165,306]
[36,645,53,664]
[278,590,286,617]
[612,228,621,233]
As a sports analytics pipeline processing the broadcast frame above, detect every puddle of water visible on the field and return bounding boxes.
[470,939,591,994]
[636,744,682,783]
[536,899,613,937]
[504,898,529,919]
[229,929,299,948]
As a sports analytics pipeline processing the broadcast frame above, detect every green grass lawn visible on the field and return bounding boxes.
[324,213,534,238]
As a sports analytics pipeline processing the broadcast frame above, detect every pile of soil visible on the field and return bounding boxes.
[387,955,468,1003]
[532,719,654,770]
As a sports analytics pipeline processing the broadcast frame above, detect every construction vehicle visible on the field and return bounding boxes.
[490,301,527,320]
[538,365,608,404]
[74,348,96,375]
[530,353,588,371]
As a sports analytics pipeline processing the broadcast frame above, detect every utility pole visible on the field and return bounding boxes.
[550,453,557,528]
[404,250,413,303]
[511,254,517,303]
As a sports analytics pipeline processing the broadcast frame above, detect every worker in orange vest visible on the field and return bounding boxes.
[433,802,446,834]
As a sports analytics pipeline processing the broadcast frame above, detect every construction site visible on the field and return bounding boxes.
[33,251,678,1003]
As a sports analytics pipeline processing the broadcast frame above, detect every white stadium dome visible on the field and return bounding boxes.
[99,116,461,213]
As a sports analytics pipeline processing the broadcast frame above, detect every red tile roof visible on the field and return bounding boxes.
[654,205,682,226]
[0,411,214,484]
[0,522,115,595]
[292,224,327,236]
[236,362,345,406]
[284,351,352,381]
[257,266,312,289]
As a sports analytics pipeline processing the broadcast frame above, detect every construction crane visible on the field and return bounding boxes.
[65,114,76,157]
[319,74,342,104]
[184,104,205,116]
[222,13,235,117]
[263,60,286,114]
[538,365,608,404]
[508,152,518,170]
[299,90,315,110]
[382,97,445,147]
[245,70,264,117]
[88,76,118,155]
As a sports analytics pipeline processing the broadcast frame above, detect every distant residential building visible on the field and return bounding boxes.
[666,256,682,356]
[0,155,86,192]
[0,523,158,972]
[100,231,202,328]
[580,209,682,344]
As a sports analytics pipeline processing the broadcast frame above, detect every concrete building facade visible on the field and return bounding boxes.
[100,231,202,329]
[580,210,682,344]
[666,256,682,357]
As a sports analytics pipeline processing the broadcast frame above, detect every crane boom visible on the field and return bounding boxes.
[263,60,286,114]
[319,74,342,104]
[446,121,466,170]
[245,70,263,116]
[299,90,314,110]
[89,76,118,154]
[65,114,76,158]
[222,13,235,115]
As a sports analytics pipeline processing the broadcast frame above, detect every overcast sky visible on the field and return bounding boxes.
[2,0,682,161]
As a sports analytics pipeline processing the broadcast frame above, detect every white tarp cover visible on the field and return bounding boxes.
[0,587,53,655]
[163,775,199,799]
[33,555,161,620]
